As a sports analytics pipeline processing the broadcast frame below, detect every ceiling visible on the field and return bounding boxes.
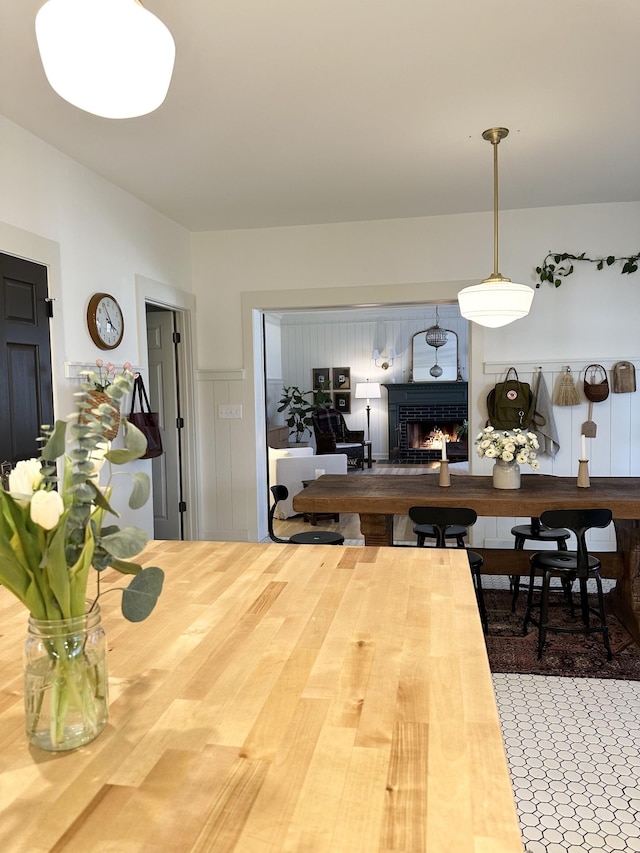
[2,1,639,232]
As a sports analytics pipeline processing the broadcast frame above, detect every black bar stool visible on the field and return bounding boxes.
[412,523,467,548]
[269,485,344,545]
[522,508,613,660]
[510,517,570,611]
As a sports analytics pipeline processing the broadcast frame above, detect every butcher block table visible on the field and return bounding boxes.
[293,473,640,645]
[0,540,523,853]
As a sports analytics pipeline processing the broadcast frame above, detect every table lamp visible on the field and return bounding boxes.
[355,382,382,441]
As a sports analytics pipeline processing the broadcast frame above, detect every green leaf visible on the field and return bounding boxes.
[123,419,149,458]
[597,261,603,270]
[100,526,148,559]
[606,256,615,266]
[68,529,96,616]
[0,538,32,605]
[121,566,164,621]
[43,521,72,617]
[86,480,118,514]
[110,557,143,575]
[129,473,150,510]
[40,420,67,462]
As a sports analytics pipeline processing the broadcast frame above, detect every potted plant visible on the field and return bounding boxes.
[312,379,333,410]
[277,385,314,443]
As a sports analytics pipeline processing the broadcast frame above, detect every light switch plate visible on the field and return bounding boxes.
[218,404,243,419]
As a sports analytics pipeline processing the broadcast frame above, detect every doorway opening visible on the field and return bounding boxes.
[145,305,185,540]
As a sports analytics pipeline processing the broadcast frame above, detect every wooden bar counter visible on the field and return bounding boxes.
[0,540,523,852]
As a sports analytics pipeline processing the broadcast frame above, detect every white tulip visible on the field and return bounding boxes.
[30,489,64,530]
[8,459,43,500]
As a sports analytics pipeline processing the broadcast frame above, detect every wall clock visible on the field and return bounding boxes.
[87,292,124,350]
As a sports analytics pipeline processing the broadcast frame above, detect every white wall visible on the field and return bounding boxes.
[192,201,640,543]
[0,116,192,534]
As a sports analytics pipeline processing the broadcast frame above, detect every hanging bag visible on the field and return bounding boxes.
[487,367,536,430]
[583,364,609,403]
[128,375,163,459]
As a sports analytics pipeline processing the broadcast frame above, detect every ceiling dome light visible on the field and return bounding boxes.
[35,0,176,119]
[458,128,534,328]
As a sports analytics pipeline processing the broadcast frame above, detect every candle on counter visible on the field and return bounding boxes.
[581,434,586,460]
[441,438,447,461]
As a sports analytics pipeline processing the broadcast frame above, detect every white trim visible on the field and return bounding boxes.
[196,369,245,382]
[0,220,64,418]
[135,274,200,541]
[241,280,483,542]
[484,358,640,374]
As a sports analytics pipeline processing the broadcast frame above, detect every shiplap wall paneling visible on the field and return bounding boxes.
[197,372,248,541]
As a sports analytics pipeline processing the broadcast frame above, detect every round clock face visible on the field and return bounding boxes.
[87,293,124,350]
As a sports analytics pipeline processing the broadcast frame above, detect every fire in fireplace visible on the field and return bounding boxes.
[407,420,466,451]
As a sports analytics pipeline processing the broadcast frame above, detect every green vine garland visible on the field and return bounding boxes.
[535,251,640,288]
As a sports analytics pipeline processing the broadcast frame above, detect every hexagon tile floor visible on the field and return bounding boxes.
[493,673,640,853]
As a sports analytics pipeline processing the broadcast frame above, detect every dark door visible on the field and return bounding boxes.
[0,253,53,464]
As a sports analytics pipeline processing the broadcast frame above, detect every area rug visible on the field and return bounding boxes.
[484,588,640,680]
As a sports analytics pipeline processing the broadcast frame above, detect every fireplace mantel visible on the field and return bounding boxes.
[382,382,468,463]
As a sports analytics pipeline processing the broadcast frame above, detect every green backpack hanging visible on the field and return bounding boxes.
[487,367,536,431]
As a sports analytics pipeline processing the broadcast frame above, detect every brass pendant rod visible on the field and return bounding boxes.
[481,127,510,283]
[492,137,500,277]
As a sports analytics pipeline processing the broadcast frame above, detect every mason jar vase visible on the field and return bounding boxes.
[23,605,108,751]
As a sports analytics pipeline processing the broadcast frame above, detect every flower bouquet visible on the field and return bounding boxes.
[0,367,164,750]
[475,425,540,469]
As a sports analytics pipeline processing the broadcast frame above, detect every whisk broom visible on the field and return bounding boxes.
[555,367,581,407]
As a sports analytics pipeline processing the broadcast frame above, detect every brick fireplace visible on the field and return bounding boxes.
[382,382,468,463]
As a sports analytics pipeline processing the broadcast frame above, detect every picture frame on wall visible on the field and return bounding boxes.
[312,368,330,390]
[332,367,351,390]
[334,392,351,413]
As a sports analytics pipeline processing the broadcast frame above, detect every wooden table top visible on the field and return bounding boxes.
[0,540,523,853]
[293,473,640,519]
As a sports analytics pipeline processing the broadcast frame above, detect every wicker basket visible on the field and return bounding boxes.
[83,391,121,441]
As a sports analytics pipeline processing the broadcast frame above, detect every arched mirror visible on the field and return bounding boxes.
[410,327,460,382]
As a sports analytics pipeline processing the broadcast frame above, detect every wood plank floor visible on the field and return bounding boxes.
[272,464,439,544]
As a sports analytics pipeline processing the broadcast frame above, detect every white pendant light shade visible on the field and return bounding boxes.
[458,278,534,328]
[457,127,534,327]
[35,0,176,119]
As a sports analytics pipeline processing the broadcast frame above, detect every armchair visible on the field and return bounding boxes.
[268,447,348,518]
[312,409,365,469]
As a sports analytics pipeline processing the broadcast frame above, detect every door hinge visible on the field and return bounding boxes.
[173,331,181,344]
[176,416,184,429]
[178,501,187,513]
[44,297,55,318]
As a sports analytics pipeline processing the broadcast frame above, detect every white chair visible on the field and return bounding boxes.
[268,447,348,518]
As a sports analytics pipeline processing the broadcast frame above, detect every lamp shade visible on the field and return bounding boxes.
[457,278,534,328]
[355,382,382,400]
[35,0,176,119]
